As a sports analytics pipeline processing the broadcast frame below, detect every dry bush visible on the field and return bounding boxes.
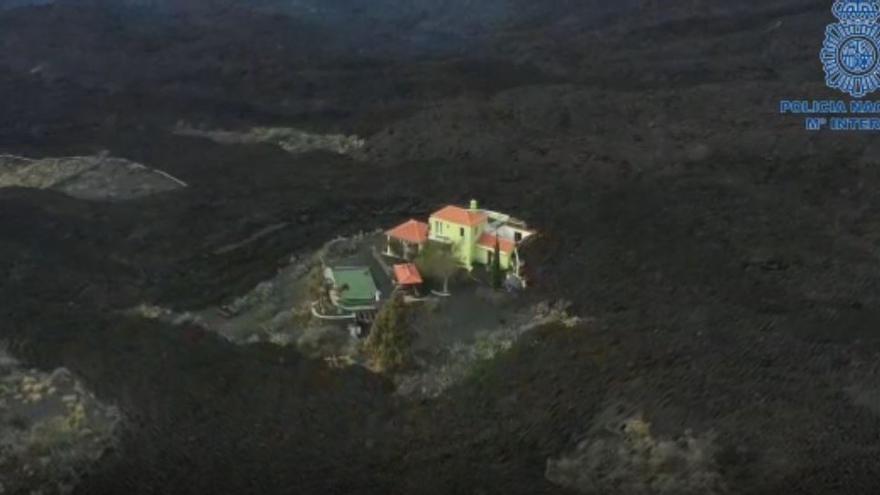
[1,363,120,495]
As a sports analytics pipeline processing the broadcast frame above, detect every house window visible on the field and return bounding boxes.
[514,232,522,242]
[460,227,464,237]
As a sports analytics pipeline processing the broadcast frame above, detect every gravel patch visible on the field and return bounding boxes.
[395,300,581,398]
[0,154,185,201]
[174,124,365,156]
[546,404,725,495]
[0,345,120,495]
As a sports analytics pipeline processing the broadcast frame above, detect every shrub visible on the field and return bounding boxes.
[365,291,413,372]
[491,238,503,290]
[307,264,329,309]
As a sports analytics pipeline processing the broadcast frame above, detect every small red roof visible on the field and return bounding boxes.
[477,233,515,254]
[431,205,488,227]
[386,219,429,244]
[393,263,423,285]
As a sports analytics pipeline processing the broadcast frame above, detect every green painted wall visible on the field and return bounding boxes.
[500,250,512,270]
[429,217,481,268]
[474,247,512,271]
[429,214,518,272]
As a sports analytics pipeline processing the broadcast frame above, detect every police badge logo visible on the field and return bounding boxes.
[821,0,880,97]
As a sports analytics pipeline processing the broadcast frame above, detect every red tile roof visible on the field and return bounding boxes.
[431,205,488,227]
[477,233,515,254]
[386,219,429,244]
[393,263,423,285]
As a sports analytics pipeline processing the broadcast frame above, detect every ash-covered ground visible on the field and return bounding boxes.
[3,0,880,494]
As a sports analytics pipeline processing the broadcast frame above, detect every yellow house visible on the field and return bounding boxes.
[427,200,534,273]
[428,201,488,269]
[473,232,516,271]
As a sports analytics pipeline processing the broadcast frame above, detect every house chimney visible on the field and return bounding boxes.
[470,199,479,210]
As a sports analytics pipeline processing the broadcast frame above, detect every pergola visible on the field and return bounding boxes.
[384,219,429,259]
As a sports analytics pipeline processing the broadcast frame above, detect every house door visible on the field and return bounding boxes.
[487,251,494,266]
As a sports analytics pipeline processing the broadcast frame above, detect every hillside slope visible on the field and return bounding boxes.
[4,1,880,494]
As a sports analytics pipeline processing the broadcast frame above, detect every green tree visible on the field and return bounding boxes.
[416,242,460,295]
[491,238,503,289]
[365,291,412,372]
